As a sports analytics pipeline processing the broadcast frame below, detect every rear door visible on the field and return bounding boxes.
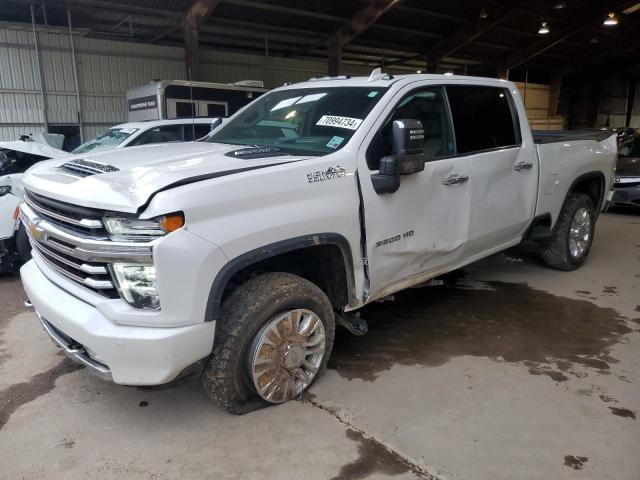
[359,85,473,300]
[446,85,538,257]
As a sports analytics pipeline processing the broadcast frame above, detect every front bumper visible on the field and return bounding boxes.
[21,259,216,385]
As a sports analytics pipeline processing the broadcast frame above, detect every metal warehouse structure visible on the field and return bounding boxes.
[1,0,639,146]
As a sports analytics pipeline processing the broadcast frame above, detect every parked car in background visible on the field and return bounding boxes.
[72,118,221,154]
[612,134,640,208]
[0,138,69,272]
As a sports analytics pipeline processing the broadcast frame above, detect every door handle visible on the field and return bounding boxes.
[514,162,534,171]
[442,174,469,186]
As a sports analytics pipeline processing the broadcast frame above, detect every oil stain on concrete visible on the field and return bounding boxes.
[609,407,636,420]
[564,455,588,470]
[330,429,410,480]
[330,279,633,382]
[0,357,81,430]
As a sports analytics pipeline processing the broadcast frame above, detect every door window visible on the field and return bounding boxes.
[132,125,184,145]
[446,86,520,154]
[184,124,213,141]
[367,87,454,169]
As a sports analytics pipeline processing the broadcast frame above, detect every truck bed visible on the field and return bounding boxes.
[532,130,616,144]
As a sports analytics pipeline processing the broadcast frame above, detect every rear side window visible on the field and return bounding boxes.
[184,123,213,141]
[132,125,184,146]
[446,86,519,154]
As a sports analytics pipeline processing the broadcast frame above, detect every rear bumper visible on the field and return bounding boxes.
[21,259,216,385]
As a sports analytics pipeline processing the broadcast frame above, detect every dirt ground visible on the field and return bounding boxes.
[0,210,638,480]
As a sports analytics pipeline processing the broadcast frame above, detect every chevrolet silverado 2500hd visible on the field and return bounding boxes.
[19,72,617,414]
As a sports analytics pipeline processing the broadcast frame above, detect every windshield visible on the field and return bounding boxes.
[72,127,139,154]
[208,86,388,155]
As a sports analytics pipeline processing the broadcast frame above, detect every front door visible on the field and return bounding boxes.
[358,85,473,301]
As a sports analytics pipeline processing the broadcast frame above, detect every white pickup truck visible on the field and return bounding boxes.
[19,72,617,414]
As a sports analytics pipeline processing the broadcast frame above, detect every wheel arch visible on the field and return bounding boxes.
[554,171,606,229]
[205,233,356,322]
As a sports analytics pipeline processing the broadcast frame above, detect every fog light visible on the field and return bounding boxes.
[110,264,159,310]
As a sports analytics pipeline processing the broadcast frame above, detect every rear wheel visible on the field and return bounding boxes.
[540,193,595,270]
[202,272,335,414]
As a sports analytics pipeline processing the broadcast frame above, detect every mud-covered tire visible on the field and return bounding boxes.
[15,223,32,264]
[202,272,335,415]
[540,193,595,271]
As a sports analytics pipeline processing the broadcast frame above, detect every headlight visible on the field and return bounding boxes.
[110,263,159,310]
[103,212,184,240]
[0,185,11,197]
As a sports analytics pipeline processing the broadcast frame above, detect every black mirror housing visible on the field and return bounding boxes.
[371,119,426,195]
[391,119,424,155]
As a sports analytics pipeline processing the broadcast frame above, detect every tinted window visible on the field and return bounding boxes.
[184,124,213,141]
[446,86,519,154]
[175,102,195,118]
[0,149,48,175]
[367,87,454,169]
[132,125,184,146]
[207,103,227,117]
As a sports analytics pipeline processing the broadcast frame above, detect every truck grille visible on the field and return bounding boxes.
[23,192,118,298]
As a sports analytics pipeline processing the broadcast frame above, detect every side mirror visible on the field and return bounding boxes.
[371,119,425,195]
[209,117,223,130]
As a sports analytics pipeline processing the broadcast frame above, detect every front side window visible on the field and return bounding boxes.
[72,127,138,154]
[446,86,519,154]
[132,125,184,146]
[367,87,455,169]
[208,86,388,156]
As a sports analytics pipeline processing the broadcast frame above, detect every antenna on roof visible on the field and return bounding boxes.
[367,68,393,82]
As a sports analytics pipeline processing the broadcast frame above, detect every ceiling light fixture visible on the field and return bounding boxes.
[538,21,550,34]
[589,36,599,44]
[603,12,619,26]
[444,72,454,76]
[552,1,566,9]
[479,7,489,19]
[416,70,422,74]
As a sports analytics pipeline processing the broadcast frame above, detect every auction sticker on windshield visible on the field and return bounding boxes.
[316,115,362,130]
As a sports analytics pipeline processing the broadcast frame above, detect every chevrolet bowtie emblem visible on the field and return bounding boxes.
[27,218,47,242]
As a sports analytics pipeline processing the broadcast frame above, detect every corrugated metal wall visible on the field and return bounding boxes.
[0,25,186,144]
[596,77,629,128]
[0,24,398,146]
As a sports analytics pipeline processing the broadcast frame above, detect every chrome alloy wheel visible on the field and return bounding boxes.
[249,309,326,403]
[568,207,592,259]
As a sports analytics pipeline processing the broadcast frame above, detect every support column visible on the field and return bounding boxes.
[626,79,637,127]
[497,67,509,80]
[548,74,562,118]
[30,5,48,132]
[184,20,199,80]
[328,38,342,76]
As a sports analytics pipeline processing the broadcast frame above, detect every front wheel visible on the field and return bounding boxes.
[540,193,595,270]
[202,272,335,414]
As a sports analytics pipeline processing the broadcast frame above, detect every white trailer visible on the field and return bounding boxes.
[126,80,268,122]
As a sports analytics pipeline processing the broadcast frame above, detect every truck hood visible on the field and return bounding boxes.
[22,142,307,213]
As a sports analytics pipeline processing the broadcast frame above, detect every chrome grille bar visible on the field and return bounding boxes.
[24,194,102,229]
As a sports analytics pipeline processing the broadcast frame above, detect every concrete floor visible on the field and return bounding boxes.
[1,210,638,480]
